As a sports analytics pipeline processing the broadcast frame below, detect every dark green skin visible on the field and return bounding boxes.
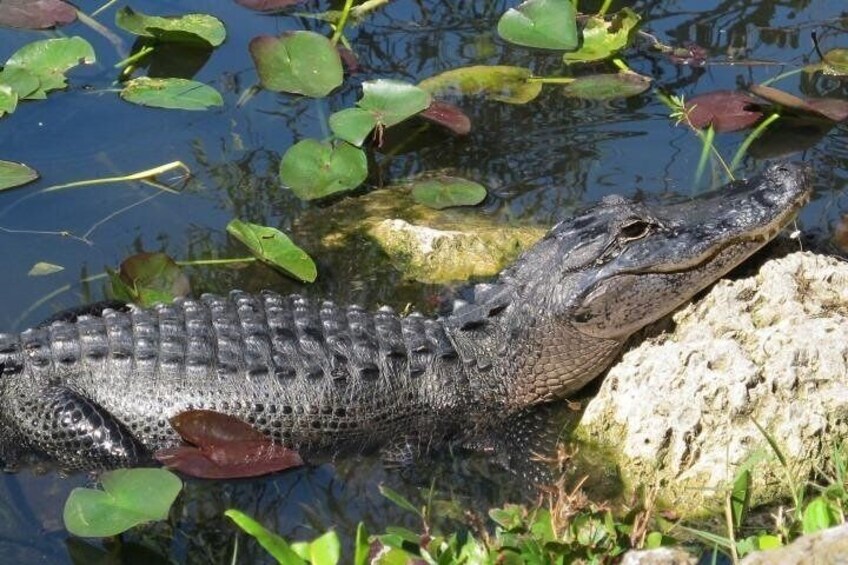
[0,163,811,471]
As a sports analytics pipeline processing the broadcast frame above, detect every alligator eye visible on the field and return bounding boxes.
[619,219,652,241]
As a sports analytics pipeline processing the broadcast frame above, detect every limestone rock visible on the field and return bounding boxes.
[741,523,848,564]
[620,547,698,565]
[575,251,848,517]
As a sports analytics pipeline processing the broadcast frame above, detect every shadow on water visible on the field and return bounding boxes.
[0,0,846,561]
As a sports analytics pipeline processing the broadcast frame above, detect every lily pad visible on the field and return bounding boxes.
[108,252,190,307]
[497,0,578,50]
[5,36,96,97]
[63,469,182,538]
[563,8,641,63]
[684,91,764,132]
[0,0,76,30]
[750,84,848,123]
[411,176,487,209]
[0,160,38,191]
[561,72,651,100]
[328,107,378,146]
[358,79,431,127]
[120,77,223,111]
[156,410,304,479]
[419,100,472,135]
[805,48,848,77]
[0,85,17,117]
[0,67,41,100]
[249,31,343,97]
[329,80,431,145]
[115,7,226,47]
[418,65,542,104]
[279,139,367,200]
[226,219,317,282]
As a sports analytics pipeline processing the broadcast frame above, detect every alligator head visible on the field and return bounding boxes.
[461,163,812,405]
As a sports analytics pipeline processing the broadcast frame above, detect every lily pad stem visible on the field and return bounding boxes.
[175,257,257,267]
[115,46,155,70]
[331,0,355,46]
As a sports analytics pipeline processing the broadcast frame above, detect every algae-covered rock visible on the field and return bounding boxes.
[294,186,545,283]
[574,251,848,518]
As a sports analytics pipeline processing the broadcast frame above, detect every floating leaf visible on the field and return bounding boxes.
[806,48,848,77]
[329,107,378,146]
[0,67,41,99]
[235,0,304,11]
[684,91,764,132]
[0,160,38,191]
[120,77,223,110]
[563,8,641,63]
[750,84,848,123]
[279,139,367,200]
[665,42,708,66]
[419,65,542,104]
[0,85,17,117]
[497,0,578,50]
[115,7,226,47]
[108,252,190,307]
[0,0,76,30]
[358,79,431,127]
[28,262,64,276]
[156,410,304,479]
[227,219,317,282]
[419,100,471,135]
[249,31,343,97]
[63,469,182,538]
[226,509,305,563]
[410,176,487,210]
[561,72,651,100]
[5,37,96,97]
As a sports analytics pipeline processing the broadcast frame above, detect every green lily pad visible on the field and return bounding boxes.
[820,48,848,77]
[497,0,578,50]
[358,79,431,127]
[249,31,343,98]
[329,107,378,146]
[0,67,41,100]
[280,139,367,200]
[561,72,651,100]
[63,468,182,538]
[120,77,223,110]
[4,36,95,97]
[0,85,17,117]
[563,8,641,63]
[418,65,542,104]
[0,160,38,190]
[108,252,191,307]
[227,219,317,282]
[411,176,487,209]
[115,7,226,47]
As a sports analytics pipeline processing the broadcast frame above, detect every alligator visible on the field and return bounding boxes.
[0,163,811,471]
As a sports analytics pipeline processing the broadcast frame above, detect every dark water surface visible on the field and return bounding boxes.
[0,0,846,562]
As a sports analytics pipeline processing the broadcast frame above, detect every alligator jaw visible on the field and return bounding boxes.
[568,163,812,341]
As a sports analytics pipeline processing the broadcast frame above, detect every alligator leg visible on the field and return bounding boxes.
[17,385,147,470]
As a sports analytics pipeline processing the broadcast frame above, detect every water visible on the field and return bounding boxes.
[0,0,845,561]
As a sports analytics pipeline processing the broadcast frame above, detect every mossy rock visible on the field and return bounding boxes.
[295,186,545,284]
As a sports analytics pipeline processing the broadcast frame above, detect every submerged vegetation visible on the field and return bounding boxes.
[0,0,847,563]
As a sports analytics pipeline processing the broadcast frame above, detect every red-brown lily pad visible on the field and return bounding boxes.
[155,410,304,479]
[684,91,764,132]
[235,0,303,11]
[419,100,471,135]
[750,84,848,123]
[0,0,76,30]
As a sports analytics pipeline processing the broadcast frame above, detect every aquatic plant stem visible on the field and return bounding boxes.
[331,0,355,46]
[176,257,257,267]
[758,67,805,87]
[730,113,780,172]
[351,0,393,19]
[114,46,154,70]
[40,161,190,194]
